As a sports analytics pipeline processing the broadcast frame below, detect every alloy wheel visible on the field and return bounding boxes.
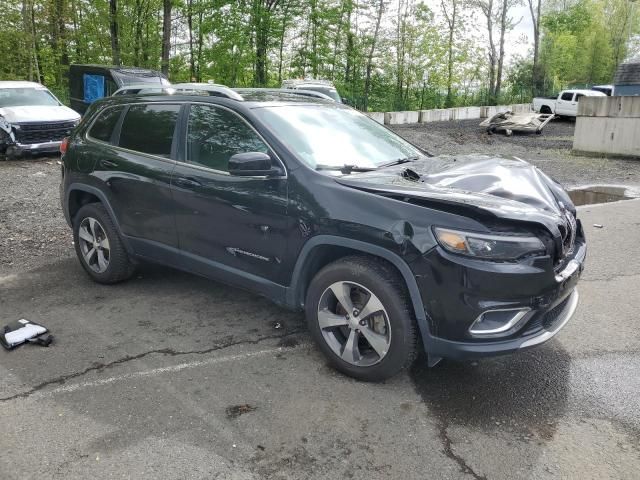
[77,217,110,273]
[317,281,391,366]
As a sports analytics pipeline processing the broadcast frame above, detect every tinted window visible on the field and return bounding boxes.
[575,93,585,101]
[88,106,124,143]
[186,105,269,171]
[560,92,574,101]
[119,104,180,157]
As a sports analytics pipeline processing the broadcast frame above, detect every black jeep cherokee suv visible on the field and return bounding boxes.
[60,90,586,381]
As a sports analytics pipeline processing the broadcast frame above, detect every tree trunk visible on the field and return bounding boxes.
[255,12,269,85]
[109,0,120,65]
[22,0,33,81]
[528,0,541,95]
[495,0,508,102]
[30,1,41,82]
[277,2,291,84]
[196,9,203,81]
[161,0,172,75]
[442,0,458,108]
[134,0,144,66]
[363,0,384,111]
[187,0,195,80]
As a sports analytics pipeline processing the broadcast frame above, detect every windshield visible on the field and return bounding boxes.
[298,86,342,103]
[253,105,422,170]
[0,88,59,108]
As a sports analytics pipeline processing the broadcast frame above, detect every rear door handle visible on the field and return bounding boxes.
[100,159,118,169]
[173,176,202,188]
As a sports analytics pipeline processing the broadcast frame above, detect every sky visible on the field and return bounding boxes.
[506,3,536,62]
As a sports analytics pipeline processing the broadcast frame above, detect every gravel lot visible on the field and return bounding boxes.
[1,119,640,479]
[391,119,640,187]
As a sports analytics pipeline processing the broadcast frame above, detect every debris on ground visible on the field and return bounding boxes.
[479,111,555,136]
[226,404,257,419]
[593,224,604,228]
[1,319,53,349]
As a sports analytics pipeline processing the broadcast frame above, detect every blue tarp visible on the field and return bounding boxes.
[83,74,105,103]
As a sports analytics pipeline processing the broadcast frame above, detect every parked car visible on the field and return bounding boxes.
[60,90,585,381]
[69,64,169,114]
[112,84,175,96]
[532,89,605,116]
[282,79,342,103]
[0,81,80,160]
[591,85,613,96]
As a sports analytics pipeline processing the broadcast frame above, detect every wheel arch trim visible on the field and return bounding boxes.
[287,235,432,347]
[65,183,133,253]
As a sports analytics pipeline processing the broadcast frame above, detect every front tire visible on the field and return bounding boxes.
[73,203,135,284]
[305,256,418,381]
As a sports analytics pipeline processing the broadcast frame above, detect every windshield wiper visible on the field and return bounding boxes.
[377,156,421,168]
[315,164,377,174]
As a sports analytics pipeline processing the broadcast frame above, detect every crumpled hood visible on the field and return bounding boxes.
[336,155,575,235]
[0,105,80,124]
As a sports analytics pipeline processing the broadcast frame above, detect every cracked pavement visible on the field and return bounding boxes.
[1,171,639,478]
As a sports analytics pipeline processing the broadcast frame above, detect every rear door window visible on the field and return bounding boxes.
[560,92,574,101]
[88,106,124,143]
[118,104,180,158]
[186,104,270,172]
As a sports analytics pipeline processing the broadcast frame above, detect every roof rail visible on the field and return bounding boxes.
[172,83,244,101]
[234,87,334,101]
[282,78,335,88]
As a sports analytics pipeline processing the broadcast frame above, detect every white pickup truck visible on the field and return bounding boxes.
[0,81,80,159]
[532,89,605,117]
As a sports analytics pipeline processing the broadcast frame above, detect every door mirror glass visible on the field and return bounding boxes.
[229,152,277,176]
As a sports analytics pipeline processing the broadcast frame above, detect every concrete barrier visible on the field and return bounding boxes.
[419,109,450,123]
[380,103,533,125]
[450,106,482,121]
[366,112,385,124]
[384,111,420,125]
[574,96,640,158]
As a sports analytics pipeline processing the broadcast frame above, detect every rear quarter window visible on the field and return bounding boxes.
[118,104,181,157]
[87,106,124,143]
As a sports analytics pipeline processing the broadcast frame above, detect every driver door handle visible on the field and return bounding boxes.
[173,176,202,188]
[99,159,118,169]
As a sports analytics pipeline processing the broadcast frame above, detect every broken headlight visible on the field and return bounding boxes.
[433,227,546,261]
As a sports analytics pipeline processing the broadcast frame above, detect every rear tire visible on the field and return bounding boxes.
[73,203,135,284]
[305,256,418,382]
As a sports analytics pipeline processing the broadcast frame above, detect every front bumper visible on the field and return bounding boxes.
[12,140,62,154]
[413,230,586,361]
[424,288,579,360]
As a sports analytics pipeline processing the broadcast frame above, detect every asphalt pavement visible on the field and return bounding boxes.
[1,198,639,480]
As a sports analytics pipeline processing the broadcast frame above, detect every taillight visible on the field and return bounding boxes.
[60,137,69,155]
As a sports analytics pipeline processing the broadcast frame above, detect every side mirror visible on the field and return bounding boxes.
[228,152,280,177]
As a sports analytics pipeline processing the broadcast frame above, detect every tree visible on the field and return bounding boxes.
[109,0,120,65]
[527,0,542,94]
[161,0,171,75]
[363,0,384,111]
[441,0,460,107]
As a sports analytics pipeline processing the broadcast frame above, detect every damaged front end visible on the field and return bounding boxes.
[336,154,585,362]
[0,115,17,158]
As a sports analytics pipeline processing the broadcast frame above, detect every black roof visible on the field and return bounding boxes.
[614,58,640,85]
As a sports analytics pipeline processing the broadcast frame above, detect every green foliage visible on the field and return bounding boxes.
[0,0,637,110]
